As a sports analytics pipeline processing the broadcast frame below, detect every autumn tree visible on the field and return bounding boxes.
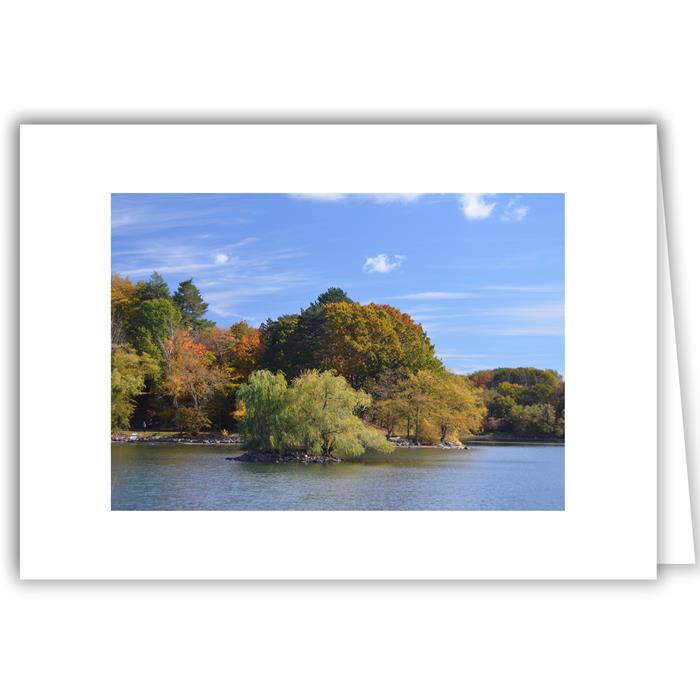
[431,373,486,443]
[227,321,262,382]
[368,303,442,375]
[195,321,263,429]
[469,369,494,389]
[111,345,158,429]
[366,369,411,437]
[317,302,403,388]
[258,289,441,388]
[111,274,139,346]
[398,370,439,444]
[110,274,565,441]
[162,329,227,433]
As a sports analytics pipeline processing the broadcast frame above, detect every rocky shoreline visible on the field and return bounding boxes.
[112,432,242,445]
[113,433,560,449]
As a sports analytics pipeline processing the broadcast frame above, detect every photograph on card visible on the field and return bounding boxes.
[111,193,564,510]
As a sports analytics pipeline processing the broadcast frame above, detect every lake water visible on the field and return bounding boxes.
[111,443,564,510]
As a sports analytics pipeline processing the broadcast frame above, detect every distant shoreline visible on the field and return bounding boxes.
[111,431,564,448]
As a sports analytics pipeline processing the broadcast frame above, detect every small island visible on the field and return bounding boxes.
[231,368,395,463]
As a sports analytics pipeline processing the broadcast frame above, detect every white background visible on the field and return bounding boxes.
[2,1,698,698]
[20,124,657,580]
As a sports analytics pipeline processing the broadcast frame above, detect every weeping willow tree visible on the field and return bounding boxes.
[287,370,394,457]
[235,369,395,457]
[234,370,293,452]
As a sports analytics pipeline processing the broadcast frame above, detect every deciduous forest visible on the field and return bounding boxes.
[111,272,564,447]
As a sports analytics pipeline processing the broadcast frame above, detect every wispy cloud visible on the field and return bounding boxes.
[288,193,348,201]
[500,197,529,222]
[460,194,496,220]
[483,327,563,336]
[363,253,406,274]
[203,271,310,317]
[480,284,563,293]
[113,237,266,277]
[410,313,466,322]
[111,202,230,233]
[437,352,488,361]
[289,194,424,204]
[392,291,476,300]
[228,237,259,248]
[365,194,423,203]
[119,262,227,276]
[482,303,564,319]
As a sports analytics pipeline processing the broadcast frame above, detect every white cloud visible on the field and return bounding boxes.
[214,253,229,265]
[460,194,496,220]
[289,193,347,201]
[392,291,475,300]
[501,198,529,222]
[363,253,406,274]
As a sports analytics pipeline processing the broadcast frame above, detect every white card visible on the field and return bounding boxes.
[20,124,661,579]
[658,161,694,564]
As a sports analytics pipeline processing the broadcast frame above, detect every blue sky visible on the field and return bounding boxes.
[112,193,564,374]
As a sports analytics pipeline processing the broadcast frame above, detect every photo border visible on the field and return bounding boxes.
[20,124,657,579]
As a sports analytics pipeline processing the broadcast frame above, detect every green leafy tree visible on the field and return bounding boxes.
[172,278,213,330]
[235,370,294,452]
[128,298,181,361]
[473,367,565,438]
[287,370,393,457]
[259,314,302,377]
[136,271,171,301]
[312,287,354,306]
[111,345,158,429]
[235,369,395,457]
[510,403,562,438]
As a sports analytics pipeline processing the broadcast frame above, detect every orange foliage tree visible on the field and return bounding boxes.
[162,330,227,433]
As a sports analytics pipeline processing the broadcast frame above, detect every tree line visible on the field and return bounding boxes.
[111,272,564,445]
